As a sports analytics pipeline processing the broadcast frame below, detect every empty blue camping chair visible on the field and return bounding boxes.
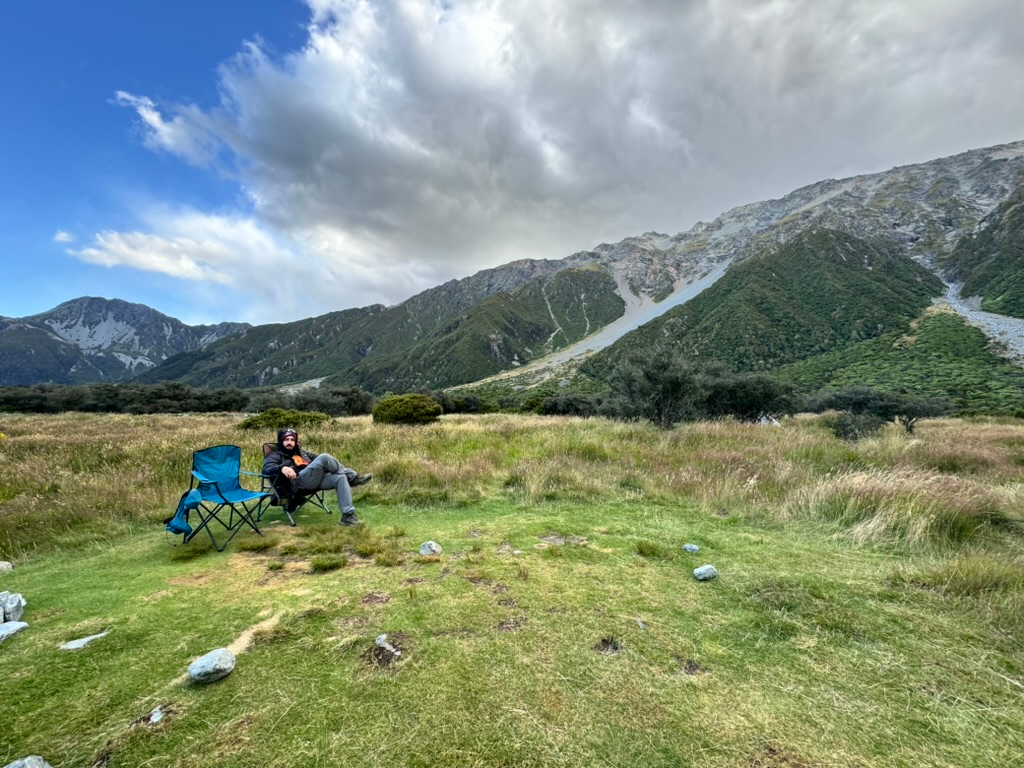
[175,445,270,551]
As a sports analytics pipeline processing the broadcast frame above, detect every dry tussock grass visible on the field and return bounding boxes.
[2,411,1023,556]
[785,467,1021,546]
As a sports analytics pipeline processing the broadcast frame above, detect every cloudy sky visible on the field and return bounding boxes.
[4,0,1023,324]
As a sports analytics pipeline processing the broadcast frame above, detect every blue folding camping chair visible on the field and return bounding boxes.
[168,445,270,551]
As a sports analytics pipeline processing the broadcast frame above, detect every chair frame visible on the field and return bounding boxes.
[258,443,331,526]
[182,444,269,551]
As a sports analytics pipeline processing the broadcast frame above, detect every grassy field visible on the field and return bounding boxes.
[1,413,1023,767]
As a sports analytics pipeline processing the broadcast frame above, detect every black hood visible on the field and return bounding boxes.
[276,428,299,452]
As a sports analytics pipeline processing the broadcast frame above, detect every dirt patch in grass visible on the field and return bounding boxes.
[748,741,813,768]
[492,582,510,594]
[132,704,175,727]
[675,656,707,676]
[465,574,493,586]
[362,591,391,604]
[497,616,527,632]
[497,597,517,608]
[467,529,482,538]
[360,632,408,669]
[403,577,426,585]
[593,637,621,655]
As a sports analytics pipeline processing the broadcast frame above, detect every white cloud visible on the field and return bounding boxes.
[68,210,429,322]
[108,0,1024,318]
[114,91,222,166]
[52,230,73,243]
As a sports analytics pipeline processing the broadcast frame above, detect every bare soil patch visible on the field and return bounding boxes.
[361,632,408,669]
[676,657,707,675]
[497,616,527,632]
[748,741,814,768]
[362,591,391,605]
[593,637,621,655]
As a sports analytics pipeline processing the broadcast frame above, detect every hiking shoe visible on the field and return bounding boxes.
[340,512,362,527]
[350,473,373,487]
[285,497,302,514]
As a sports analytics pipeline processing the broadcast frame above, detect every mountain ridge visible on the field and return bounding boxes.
[4,138,1024,391]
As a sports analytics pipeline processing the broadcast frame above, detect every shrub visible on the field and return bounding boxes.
[822,412,886,441]
[601,345,704,429]
[372,394,442,425]
[237,407,331,431]
[291,386,375,416]
[541,393,599,417]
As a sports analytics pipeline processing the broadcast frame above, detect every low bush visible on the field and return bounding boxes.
[372,394,442,425]
[823,411,886,441]
[237,407,331,431]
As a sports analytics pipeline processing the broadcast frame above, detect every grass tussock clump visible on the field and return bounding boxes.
[890,554,1024,596]
[635,540,674,560]
[309,554,348,573]
[785,468,1022,547]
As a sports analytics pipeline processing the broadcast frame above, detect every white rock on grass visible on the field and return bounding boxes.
[187,648,236,684]
[3,757,54,768]
[60,631,109,650]
[0,622,29,643]
[693,565,719,581]
[0,561,12,571]
[1,592,27,622]
[418,541,442,556]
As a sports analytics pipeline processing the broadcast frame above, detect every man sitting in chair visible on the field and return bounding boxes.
[263,428,372,526]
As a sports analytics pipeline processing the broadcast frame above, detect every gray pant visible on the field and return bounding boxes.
[295,454,356,514]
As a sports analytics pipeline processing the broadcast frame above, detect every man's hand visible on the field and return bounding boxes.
[281,467,297,480]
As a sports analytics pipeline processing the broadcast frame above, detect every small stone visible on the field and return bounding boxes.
[60,631,109,650]
[3,757,54,768]
[419,541,442,556]
[0,622,29,643]
[693,565,719,581]
[187,648,236,684]
[0,561,12,571]
[0,592,26,622]
[682,544,700,553]
[148,706,165,724]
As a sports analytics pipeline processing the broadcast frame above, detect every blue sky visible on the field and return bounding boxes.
[3,0,1024,326]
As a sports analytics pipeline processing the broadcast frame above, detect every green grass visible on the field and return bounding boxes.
[1,413,1024,767]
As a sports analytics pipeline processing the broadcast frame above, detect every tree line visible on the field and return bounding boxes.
[0,349,959,440]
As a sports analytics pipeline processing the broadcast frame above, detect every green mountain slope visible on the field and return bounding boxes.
[943,184,1024,318]
[585,229,944,376]
[774,306,1024,413]
[143,266,623,391]
[333,267,624,391]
